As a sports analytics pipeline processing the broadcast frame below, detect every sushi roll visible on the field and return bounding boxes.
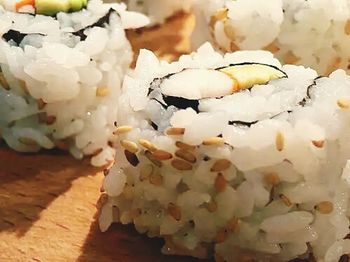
[100,43,350,261]
[117,0,193,25]
[192,0,350,75]
[0,0,149,166]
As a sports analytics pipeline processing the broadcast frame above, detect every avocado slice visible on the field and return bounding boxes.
[218,63,287,91]
[35,0,70,15]
[35,0,87,15]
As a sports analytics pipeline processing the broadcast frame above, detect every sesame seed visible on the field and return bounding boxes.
[96,86,110,97]
[145,150,162,167]
[0,73,10,90]
[264,172,280,186]
[124,150,139,167]
[275,131,284,152]
[120,140,138,154]
[312,140,325,148]
[215,173,227,192]
[175,149,196,163]
[203,137,225,146]
[175,141,196,151]
[113,125,133,135]
[152,149,173,161]
[139,139,158,152]
[315,201,333,214]
[37,99,46,110]
[167,203,182,221]
[345,20,350,35]
[171,159,193,171]
[337,99,350,109]
[166,127,185,136]
[280,194,293,207]
[149,171,163,186]
[18,137,37,146]
[211,159,231,172]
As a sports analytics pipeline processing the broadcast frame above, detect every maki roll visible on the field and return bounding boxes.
[100,43,350,261]
[192,0,350,75]
[0,0,149,166]
[117,0,193,25]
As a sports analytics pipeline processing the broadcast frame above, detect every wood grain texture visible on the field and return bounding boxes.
[0,13,200,262]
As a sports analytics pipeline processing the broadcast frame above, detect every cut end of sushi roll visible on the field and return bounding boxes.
[192,0,350,75]
[0,0,149,166]
[101,43,350,261]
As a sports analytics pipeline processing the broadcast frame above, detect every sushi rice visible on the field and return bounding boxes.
[100,43,350,261]
[0,0,149,166]
[192,0,350,75]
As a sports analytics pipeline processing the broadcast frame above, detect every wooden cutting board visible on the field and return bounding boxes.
[0,13,200,262]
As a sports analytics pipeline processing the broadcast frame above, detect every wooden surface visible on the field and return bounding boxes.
[0,13,200,262]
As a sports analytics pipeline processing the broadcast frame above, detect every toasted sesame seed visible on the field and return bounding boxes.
[124,150,139,167]
[122,186,135,200]
[264,40,280,53]
[211,159,231,172]
[264,172,280,186]
[113,126,132,135]
[167,203,182,221]
[276,131,284,152]
[315,201,333,214]
[171,159,193,171]
[0,73,10,90]
[345,20,350,35]
[139,139,157,152]
[280,194,293,207]
[166,127,185,136]
[175,149,196,163]
[139,164,153,181]
[145,150,162,167]
[152,149,173,161]
[227,217,239,232]
[96,86,110,97]
[284,51,300,64]
[203,137,225,146]
[209,8,228,28]
[120,140,138,154]
[223,20,235,40]
[37,99,46,110]
[215,173,227,192]
[215,229,228,243]
[337,99,350,109]
[175,141,196,151]
[149,171,163,186]
[46,115,56,125]
[19,80,28,93]
[206,200,218,213]
[312,140,325,148]
[18,137,37,146]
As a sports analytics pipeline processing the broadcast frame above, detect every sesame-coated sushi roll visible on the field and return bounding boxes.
[0,0,149,166]
[193,0,350,75]
[101,43,350,261]
[119,0,193,25]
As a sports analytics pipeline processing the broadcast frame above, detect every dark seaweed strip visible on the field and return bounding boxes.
[298,76,324,106]
[228,120,258,127]
[2,8,117,45]
[151,122,158,131]
[72,8,116,41]
[2,30,45,45]
[163,95,199,112]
